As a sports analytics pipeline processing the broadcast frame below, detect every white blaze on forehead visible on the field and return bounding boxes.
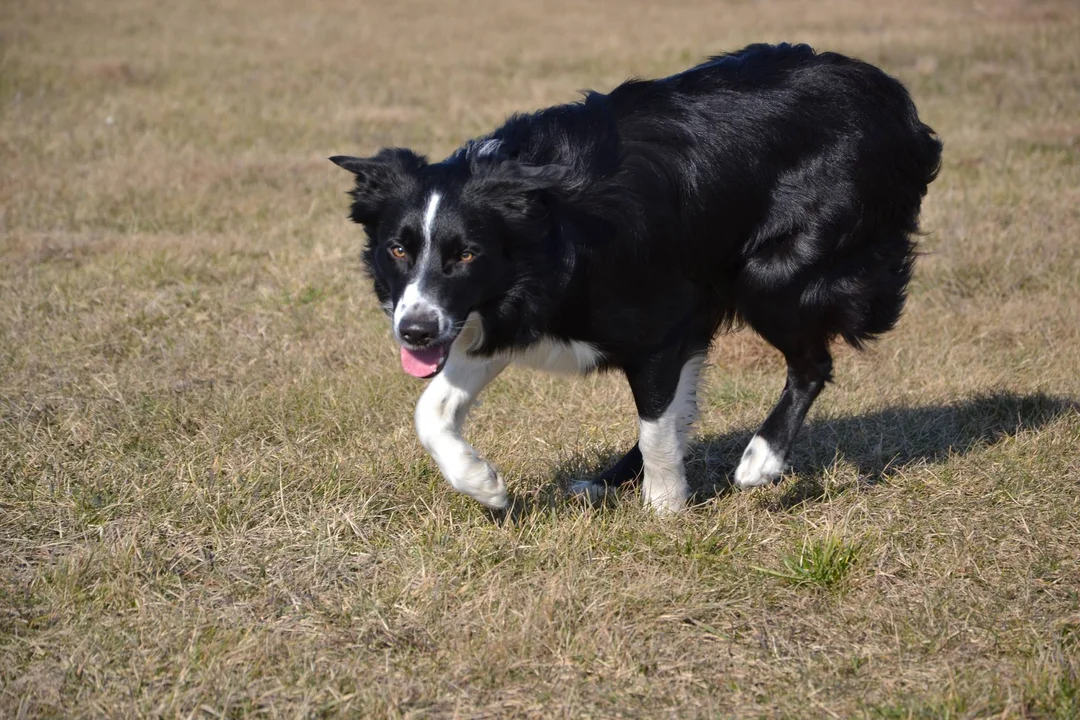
[422,192,441,244]
[394,191,449,340]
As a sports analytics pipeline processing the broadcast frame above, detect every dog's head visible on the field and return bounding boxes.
[331,147,569,378]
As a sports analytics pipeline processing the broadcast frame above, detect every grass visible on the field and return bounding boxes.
[2,0,1080,716]
[754,529,863,590]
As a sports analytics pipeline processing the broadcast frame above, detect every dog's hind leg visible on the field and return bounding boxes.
[566,444,643,503]
[415,344,510,508]
[734,343,832,489]
[625,352,706,513]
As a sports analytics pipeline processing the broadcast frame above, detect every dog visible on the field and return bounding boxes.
[330,43,941,513]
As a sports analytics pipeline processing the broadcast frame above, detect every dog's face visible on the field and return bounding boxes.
[331,148,567,378]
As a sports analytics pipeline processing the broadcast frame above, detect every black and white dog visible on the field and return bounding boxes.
[331,43,941,512]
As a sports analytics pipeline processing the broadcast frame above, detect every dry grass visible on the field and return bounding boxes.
[2,0,1080,716]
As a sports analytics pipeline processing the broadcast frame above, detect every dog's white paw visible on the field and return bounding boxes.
[733,435,786,489]
[447,459,508,509]
[644,489,688,515]
[567,479,609,504]
[642,471,689,514]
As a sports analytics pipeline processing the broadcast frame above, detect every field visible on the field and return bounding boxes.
[2,0,1080,716]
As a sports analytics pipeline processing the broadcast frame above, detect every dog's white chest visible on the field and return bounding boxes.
[508,337,604,374]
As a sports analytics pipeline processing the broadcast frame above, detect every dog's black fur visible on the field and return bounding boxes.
[332,43,941,502]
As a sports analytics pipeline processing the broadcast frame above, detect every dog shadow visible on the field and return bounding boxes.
[517,391,1077,517]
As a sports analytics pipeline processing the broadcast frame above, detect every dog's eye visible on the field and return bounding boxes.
[389,245,407,260]
[459,250,477,264]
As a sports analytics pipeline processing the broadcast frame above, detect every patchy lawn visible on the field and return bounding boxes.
[2,0,1079,716]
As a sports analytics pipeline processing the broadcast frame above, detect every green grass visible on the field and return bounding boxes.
[755,530,863,589]
[2,0,1080,717]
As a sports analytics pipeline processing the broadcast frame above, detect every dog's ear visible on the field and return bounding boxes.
[470,157,571,193]
[330,148,426,227]
[467,158,571,219]
[509,163,572,192]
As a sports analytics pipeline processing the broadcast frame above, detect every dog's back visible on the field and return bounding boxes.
[483,43,941,354]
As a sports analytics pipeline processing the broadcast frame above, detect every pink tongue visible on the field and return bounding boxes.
[400,344,449,378]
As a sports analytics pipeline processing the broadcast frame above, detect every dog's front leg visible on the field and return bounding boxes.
[625,352,705,513]
[415,347,509,508]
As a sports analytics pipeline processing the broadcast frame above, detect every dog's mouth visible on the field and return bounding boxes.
[399,333,459,379]
[396,313,476,379]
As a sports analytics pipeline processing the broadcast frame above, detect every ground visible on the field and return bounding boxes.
[2,0,1079,717]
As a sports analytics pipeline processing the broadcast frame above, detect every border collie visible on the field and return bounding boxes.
[331,43,941,512]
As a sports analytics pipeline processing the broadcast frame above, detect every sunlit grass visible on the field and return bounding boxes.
[2,0,1079,716]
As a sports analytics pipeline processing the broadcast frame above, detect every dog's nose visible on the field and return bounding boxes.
[398,313,440,346]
